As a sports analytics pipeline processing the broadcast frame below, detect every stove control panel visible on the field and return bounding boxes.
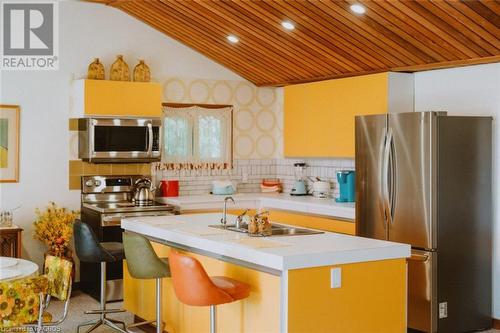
[81,175,148,194]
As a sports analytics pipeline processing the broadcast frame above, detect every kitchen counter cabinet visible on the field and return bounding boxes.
[122,213,409,332]
[284,72,413,157]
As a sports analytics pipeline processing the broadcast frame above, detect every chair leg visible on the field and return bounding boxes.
[77,262,126,333]
[126,278,164,333]
[210,305,217,333]
[156,278,162,333]
[100,261,106,321]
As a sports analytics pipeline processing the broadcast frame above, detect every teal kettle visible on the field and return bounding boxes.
[336,170,355,202]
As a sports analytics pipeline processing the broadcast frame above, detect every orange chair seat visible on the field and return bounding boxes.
[211,276,250,301]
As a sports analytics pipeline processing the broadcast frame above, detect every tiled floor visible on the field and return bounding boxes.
[49,290,499,332]
[48,290,145,332]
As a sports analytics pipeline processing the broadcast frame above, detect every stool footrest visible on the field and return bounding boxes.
[85,308,125,315]
[127,319,155,328]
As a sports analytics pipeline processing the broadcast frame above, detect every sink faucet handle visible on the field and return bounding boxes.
[237,209,249,219]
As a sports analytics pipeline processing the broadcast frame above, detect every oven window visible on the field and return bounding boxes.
[94,126,148,151]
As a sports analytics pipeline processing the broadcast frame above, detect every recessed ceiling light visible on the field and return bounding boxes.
[350,3,366,14]
[281,20,295,30]
[227,35,239,44]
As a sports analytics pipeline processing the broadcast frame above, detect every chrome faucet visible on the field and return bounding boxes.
[221,196,235,227]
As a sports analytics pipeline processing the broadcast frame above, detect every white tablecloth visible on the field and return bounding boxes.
[0,257,39,281]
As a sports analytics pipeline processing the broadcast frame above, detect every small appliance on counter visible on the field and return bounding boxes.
[261,179,282,193]
[312,179,330,198]
[211,180,236,195]
[159,179,179,197]
[336,170,355,202]
[290,163,308,196]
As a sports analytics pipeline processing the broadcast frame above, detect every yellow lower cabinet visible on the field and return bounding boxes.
[124,242,281,333]
[287,259,407,333]
[268,210,355,235]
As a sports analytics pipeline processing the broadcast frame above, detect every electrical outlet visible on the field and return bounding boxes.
[439,302,448,319]
[330,267,341,288]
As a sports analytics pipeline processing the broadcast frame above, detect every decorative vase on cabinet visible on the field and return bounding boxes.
[133,60,151,82]
[110,55,130,81]
[87,58,105,80]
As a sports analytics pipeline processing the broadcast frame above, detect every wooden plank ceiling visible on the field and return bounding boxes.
[90,0,500,86]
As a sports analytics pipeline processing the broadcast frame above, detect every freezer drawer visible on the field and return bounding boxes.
[408,249,437,333]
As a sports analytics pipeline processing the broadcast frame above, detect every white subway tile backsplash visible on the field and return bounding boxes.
[152,157,354,196]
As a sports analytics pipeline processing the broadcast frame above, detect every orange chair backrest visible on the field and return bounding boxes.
[168,250,233,306]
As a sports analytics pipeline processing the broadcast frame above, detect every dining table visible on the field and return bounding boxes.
[0,256,39,281]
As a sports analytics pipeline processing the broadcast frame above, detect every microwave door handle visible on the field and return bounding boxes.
[146,123,153,154]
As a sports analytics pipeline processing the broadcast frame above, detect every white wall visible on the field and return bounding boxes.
[414,63,500,318]
[0,1,241,267]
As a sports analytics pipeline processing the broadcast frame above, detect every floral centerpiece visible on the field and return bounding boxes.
[33,202,79,258]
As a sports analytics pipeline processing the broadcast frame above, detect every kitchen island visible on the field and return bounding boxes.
[122,213,410,333]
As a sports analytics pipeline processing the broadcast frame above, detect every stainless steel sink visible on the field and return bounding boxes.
[209,223,324,237]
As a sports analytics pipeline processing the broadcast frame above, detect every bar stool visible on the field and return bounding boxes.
[168,250,251,333]
[73,220,127,333]
[122,232,170,333]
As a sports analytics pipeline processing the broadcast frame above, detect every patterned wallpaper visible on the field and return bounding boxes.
[162,77,283,159]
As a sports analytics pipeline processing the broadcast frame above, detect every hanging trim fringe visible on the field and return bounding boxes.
[155,162,232,171]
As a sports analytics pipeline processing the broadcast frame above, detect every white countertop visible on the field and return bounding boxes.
[121,213,409,272]
[157,193,356,220]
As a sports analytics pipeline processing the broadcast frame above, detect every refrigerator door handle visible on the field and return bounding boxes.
[379,131,388,231]
[389,131,396,224]
[409,253,429,262]
[382,129,393,227]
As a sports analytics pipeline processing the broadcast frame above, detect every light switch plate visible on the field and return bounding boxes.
[330,267,341,288]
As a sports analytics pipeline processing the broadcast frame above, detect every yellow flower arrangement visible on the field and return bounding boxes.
[33,202,79,257]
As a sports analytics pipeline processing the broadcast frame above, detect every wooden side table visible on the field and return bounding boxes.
[0,226,23,258]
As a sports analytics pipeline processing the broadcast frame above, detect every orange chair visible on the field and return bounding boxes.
[168,250,251,333]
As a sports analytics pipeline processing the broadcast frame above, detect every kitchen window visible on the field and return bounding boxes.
[161,104,232,170]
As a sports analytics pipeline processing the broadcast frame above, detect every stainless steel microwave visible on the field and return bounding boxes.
[78,117,162,163]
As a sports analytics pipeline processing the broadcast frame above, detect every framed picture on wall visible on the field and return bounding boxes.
[0,105,20,183]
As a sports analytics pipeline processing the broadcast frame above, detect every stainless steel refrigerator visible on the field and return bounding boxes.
[355,112,492,333]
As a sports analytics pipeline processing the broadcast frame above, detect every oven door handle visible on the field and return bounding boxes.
[101,211,174,227]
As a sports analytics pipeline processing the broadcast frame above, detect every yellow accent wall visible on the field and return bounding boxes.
[82,79,162,116]
[268,209,355,235]
[288,259,407,333]
[284,72,389,157]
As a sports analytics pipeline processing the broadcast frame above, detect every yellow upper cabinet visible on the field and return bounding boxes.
[73,79,162,117]
[284,72,413,157]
